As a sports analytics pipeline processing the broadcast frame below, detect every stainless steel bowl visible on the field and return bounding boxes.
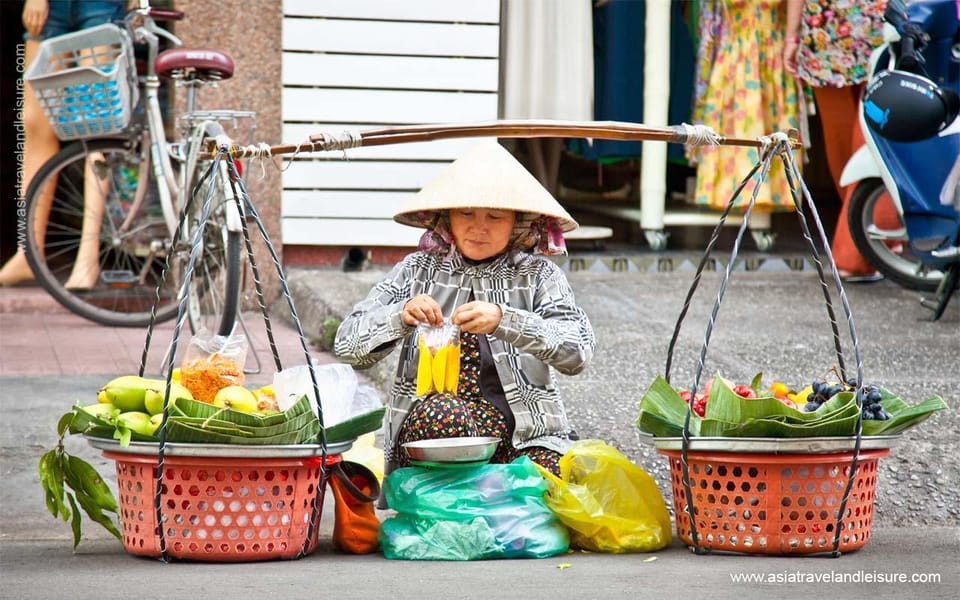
[402,436,500,463]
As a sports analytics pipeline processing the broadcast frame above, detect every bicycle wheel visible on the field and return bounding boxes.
[182,157,243,337]
[23,139,182,327]
[847,178,943,292]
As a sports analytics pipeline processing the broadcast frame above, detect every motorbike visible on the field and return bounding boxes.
[839,0,960,320]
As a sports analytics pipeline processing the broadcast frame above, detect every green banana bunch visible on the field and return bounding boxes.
[38,412,122,549]
[98,375,193,414]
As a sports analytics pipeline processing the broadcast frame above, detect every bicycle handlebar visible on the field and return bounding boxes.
[125,1,184,50]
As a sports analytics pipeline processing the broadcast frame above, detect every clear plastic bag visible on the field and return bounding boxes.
[415,321,460,396]
[179,330,247,403]
[380,457,569,560]
[273,362,382,426]
[536,439,672,553]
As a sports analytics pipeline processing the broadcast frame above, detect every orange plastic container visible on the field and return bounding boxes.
[103,451,339,561]
[658,449,889,555]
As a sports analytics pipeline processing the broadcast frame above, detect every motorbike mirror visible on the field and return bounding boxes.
[863,69,959,143]
[883,0,909,30]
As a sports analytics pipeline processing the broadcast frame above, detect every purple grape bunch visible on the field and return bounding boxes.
[804,379,889,420]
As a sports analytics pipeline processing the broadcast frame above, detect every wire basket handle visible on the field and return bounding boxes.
[136,143,329,561]
[660,133,867,557]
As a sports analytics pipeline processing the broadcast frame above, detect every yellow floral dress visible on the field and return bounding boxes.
[689,0,802,212]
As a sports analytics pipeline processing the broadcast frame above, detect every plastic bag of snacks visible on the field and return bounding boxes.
[415,321,460,396]
[179,331,247,403]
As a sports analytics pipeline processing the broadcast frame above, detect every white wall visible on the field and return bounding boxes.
[281,0,501,246]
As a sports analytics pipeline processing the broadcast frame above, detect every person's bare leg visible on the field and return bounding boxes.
[0,39,59,285]
[63,45,111,290]
[63,153,107,290]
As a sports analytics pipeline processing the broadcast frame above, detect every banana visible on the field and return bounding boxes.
[99,375,194,414]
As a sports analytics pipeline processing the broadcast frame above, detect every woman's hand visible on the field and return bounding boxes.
[452,301,502,335]
[783,36,800,78]
[402,294,443,327]
[22,0,49,38]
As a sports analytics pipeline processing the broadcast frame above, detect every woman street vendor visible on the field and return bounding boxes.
[334,141,595,481]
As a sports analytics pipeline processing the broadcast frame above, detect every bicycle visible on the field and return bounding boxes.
[21,0,252,333]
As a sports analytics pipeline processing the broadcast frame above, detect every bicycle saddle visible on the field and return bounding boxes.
[155,48,234,81]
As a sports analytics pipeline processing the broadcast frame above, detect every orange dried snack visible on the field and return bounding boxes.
[180,353,244,403]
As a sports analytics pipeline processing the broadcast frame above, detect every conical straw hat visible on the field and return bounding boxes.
[393,141,578,232]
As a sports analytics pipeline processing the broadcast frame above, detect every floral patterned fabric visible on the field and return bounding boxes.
[689,0,802,212]
[397,331,561,475]
[796,1,887,88]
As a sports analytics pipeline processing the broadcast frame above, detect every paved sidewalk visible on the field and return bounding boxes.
[1,269,957,600]
[0,293,332,382]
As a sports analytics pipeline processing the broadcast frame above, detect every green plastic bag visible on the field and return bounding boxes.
[379,457,569,560]
[536,439,672,553]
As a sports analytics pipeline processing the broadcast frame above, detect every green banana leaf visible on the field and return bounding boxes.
[164,410,317,438]
[641,376,695,424]
[164,418,321,445]
[699,410,861,438]
[169,397,290,427]
[638,373,948,439]
[862,396,948,435]
[637,409,687,438]
[323,406,386,443]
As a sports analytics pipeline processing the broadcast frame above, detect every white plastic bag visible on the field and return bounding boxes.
[273,362,380,427]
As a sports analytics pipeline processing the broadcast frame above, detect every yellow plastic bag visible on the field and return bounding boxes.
[536,439,672,553]
[342,432,385,483]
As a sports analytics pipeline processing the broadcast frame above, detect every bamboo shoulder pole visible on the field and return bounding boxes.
[203,120,801,158]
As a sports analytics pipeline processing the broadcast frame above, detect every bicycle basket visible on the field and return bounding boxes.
[25,24,138,141]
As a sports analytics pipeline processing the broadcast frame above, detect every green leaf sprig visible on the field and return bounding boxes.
[38,411,122,550]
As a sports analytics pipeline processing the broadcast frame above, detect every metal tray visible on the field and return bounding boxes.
[637,432,902,453]
[402,436,500,463]
[84,435,355,458]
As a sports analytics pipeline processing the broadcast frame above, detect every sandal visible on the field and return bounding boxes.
[839,270,884,283]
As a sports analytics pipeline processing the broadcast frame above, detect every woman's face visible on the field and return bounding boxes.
[448,208,517,261]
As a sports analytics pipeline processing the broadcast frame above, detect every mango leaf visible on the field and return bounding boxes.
[750,372,763,393]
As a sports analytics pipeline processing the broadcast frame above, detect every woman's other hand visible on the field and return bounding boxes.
[784,36,800,78]
[452,301,502,335]
[402,294,443,327]
[23,0,49,38]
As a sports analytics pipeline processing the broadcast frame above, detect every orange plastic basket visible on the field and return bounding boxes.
[103,451,339,562]
[659,449,889,555]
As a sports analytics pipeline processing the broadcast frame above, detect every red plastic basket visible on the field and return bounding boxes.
[103,451,339,561]
[659,449,889,555]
